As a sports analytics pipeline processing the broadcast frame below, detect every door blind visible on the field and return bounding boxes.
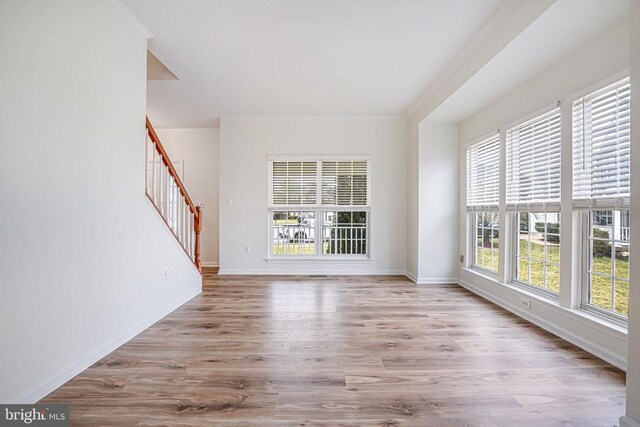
[572,77,631,209]
[506,108,561,211]
[466,134,500,211]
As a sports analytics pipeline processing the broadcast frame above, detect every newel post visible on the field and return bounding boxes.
[194,206,202,272]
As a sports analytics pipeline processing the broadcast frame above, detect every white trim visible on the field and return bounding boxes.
[502,101,560,131]
[105,0,153,39]
[458,270,627,370]
[267,154,371,162]
[466,205,500,212]
[269,206,372,211]
[464,129,500,149]
[405,271,459,284]
[620,416,640,427]
[221,115,405,122]
[201,262,219,267]
[265,256,372,262]
[408,0,545,119]
[218,269,407,276]
[463,268,628,337]
[505,201,561,212]
[9,286,201,404]
[415,277,458,285]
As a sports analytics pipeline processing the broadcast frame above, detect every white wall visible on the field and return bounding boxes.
[157,128,220,267]
[219,117,407,274]
[622,2,640,426]
[415,121,459,283]
[406,119,419,279]
[0,0,201,403]
[459,20,630,143]
[456,21,630,369]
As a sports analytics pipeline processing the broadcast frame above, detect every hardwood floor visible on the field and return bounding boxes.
[41,275,626,426]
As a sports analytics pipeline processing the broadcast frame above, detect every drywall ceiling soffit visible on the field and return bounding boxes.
[122,0,506,128]
[147,50,178,81]
[107,0,152,39]
[423,0,631,124]
[408,0,556,124]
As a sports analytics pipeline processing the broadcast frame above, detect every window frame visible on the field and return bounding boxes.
[471,211,500,276]
[571,75,631,323]
[511,211,561,298]
[466,133,501,277]
[462,72,631,327]
[267,207,371,260]
[267,157,371,260]
[580,209,630,324]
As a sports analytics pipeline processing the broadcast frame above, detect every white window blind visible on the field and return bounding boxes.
[506,108,561,211]
[268,159,370,207]
[268,161,318,206]
[322,161,370,206]
[466,135,500,211]
[572,77,631,209]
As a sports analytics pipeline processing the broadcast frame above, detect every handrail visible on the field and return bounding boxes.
[146,117,199,214]
[145,117,202,272]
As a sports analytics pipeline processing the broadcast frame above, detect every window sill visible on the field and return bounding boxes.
[510,279,560,301]
[461,267,628,337]
[470,266,498,279]
[265,256,372,263]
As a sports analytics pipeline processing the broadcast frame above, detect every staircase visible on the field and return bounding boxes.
[145,117,202,272]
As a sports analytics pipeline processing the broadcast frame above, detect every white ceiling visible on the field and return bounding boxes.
[122,0,504,128]
[428,0,630,123]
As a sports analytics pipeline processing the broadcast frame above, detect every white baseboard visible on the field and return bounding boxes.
[10,286,201,404]
[457,276,627,371]
[416,277,458,284]
[218,269,407,276]
[217,269,453,283]
[405,272,457,284]
[620,416,640,427]
[201,262,219,267]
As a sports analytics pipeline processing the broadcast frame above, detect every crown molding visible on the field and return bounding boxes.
[106,0,153,40]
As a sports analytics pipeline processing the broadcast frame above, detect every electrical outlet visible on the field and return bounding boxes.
[163,267,169,278]
[520,298,531,310]
[459,254,465,264]
[244,245,251,253]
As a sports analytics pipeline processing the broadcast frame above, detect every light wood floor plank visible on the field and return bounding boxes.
[40,275,626,425]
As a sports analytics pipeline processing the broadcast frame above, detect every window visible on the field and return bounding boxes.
[573,77,631,319]
[268,159,370,257]
[572,78,631,207]
[586,210,630,317]
[593,210,613,226]
[515,212,560,293]
[474,212,499,273]
[506,109,561,207]
[272,211,316,255]
[467,135,500,274]
[323,211,368,255]
[506,108,561,294]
